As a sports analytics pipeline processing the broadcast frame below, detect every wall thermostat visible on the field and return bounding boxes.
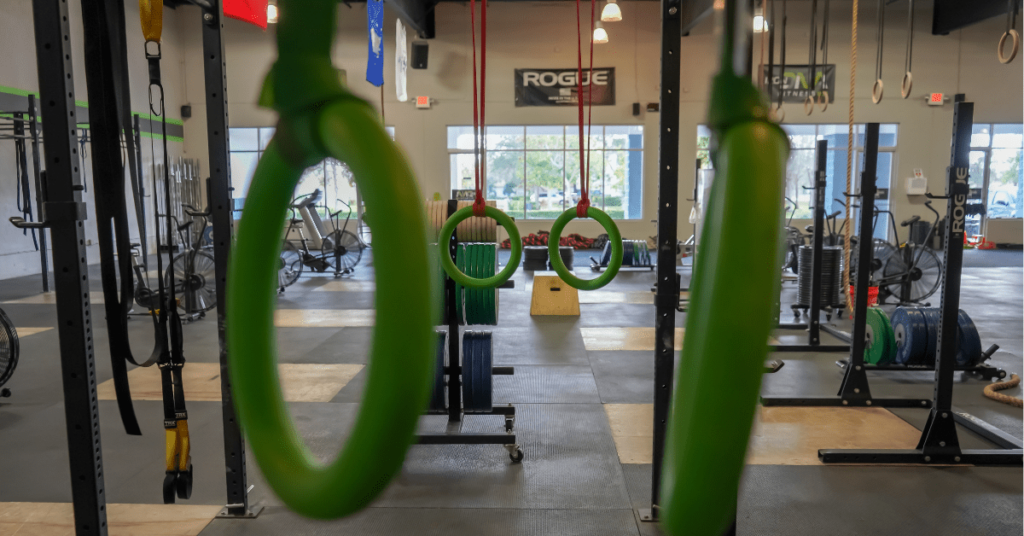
[906,168,928,195]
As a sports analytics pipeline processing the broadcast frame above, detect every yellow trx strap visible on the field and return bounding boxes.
[139,0,163,43]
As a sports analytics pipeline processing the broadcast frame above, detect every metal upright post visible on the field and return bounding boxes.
[131,114,148,263]
[200,0,259,519]
[807,140,828,345]
[28,95,49,292]
[645,0,681,522]
[446,200,463,423]
[30,0,106,532]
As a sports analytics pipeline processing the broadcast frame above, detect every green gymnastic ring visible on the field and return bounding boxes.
[226,97,433,519]
[548,207,622,290]
[438,206,521,288]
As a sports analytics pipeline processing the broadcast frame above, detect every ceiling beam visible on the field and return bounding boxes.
[386,0,436,39]
[932,0,1012,35]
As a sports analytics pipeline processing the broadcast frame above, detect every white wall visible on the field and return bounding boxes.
[175,0,1021,246]
[0,0,190,281]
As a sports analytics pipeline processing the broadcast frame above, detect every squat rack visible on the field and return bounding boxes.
[27,1,257,534]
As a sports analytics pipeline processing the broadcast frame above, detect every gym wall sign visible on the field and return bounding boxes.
[514,68,616,107]
[761,64,836,104]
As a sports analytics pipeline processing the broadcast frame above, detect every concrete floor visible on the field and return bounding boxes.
[0,248,1020,535]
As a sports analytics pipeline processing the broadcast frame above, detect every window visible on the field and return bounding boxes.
[447,125,643,219]
[969,123,1023,235]
[230,126,394,219]
[697,123,898,240]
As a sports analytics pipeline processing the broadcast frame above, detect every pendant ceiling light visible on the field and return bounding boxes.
[594,21,609,44]
[601,0,622,22]
[267,3,279,24]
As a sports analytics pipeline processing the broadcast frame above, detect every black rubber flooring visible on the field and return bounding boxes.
[0,249,1020,535]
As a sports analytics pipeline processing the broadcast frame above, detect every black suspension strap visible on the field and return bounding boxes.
[13,117,39,250]
[872,0,885,103]
[819,0,830,111]
[777,0,787,121]
[79,0,158,440]
[767,0,776,114]
[805,0,819,115]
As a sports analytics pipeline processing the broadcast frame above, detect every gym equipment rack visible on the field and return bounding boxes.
[417,199,522,462]
[761,123,934,409]
[772,139,850,353]
[765,104,1022,466]
[0,95,49,292]
[25,2,260,533]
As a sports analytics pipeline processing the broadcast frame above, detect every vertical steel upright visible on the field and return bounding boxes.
[199,0,259,519]
[30,0,107,533]
[807,139,829,345]
[27,95,50,292]
[647,0,681,522]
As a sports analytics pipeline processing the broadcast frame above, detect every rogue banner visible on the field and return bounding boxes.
[760,64,836,104]
[514,68,616,107]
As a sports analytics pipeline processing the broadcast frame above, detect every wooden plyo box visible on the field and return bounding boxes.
[530,271,580,316]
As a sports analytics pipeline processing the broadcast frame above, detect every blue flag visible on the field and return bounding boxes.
[366,0,384,87]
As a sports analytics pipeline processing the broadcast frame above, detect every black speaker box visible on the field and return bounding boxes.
[412,41,429,69]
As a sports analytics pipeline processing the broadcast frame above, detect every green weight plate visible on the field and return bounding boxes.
[864,308,889,365]
[468,244,481,325]
[878,308,897,365]
[483,244,496,325]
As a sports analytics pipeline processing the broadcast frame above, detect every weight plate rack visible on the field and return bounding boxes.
[417,199,522,464]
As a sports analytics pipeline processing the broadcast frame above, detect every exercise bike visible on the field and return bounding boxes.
[782,197,805,273]
[131,204,216,320]
[873,201,943,305]
[280,189,364,284]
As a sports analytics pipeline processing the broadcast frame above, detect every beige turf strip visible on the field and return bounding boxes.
[0,503,221,536]
[604,404,923,465]
[581,327,780,351]
[2,292,105,305]
[13,327,53,337]
[273,308,375,327]
[312,280,376,292]
[97,363,362,403]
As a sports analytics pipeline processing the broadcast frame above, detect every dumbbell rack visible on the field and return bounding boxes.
[416,200,523,463]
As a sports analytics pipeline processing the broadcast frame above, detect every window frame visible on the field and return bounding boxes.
[446,124,644,220]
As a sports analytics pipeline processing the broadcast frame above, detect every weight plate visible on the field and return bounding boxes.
[878,308,897,365]
[957,310,983,366]
[483,244,496,325]
[623,240,634,266]
[461,332,475,410]
[863,308,889,365]
[466,244,477,324]
[429,331,447,411]
[922,307,940,366]
[891,307,927,365]
[463,331,493,412]
[455,245,465,324]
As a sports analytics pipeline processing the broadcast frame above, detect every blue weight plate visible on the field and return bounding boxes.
[462,331,477,411]
[475,331,493,411]
[892,308,927,365]
[429,331,447,411]
[623,240,634,266]
[957,309,983,366]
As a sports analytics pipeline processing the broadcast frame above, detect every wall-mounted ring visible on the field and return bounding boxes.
[817,92,828,112]
[804,95,815,116]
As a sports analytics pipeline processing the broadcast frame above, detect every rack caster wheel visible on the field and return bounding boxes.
[998,370,1007,379]
[509,448,524,463]
[163,472,177,504]
[0,388,10,398]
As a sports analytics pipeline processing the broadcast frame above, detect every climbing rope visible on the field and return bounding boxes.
[984,374,1023,408]
[438,0,523,289]
[843,0,858,315]
[546,0,623,290]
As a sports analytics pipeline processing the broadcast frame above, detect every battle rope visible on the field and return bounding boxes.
[546,0,623,290]
[872,0,885,103]
[659,1,789,533]
[140,0,192,503]
[999,0,1020,64]
[901,0,914,98]
[984,374,1023,408]
[227,0,435,518]
[843,0,858,315]
[438,0,523,288]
